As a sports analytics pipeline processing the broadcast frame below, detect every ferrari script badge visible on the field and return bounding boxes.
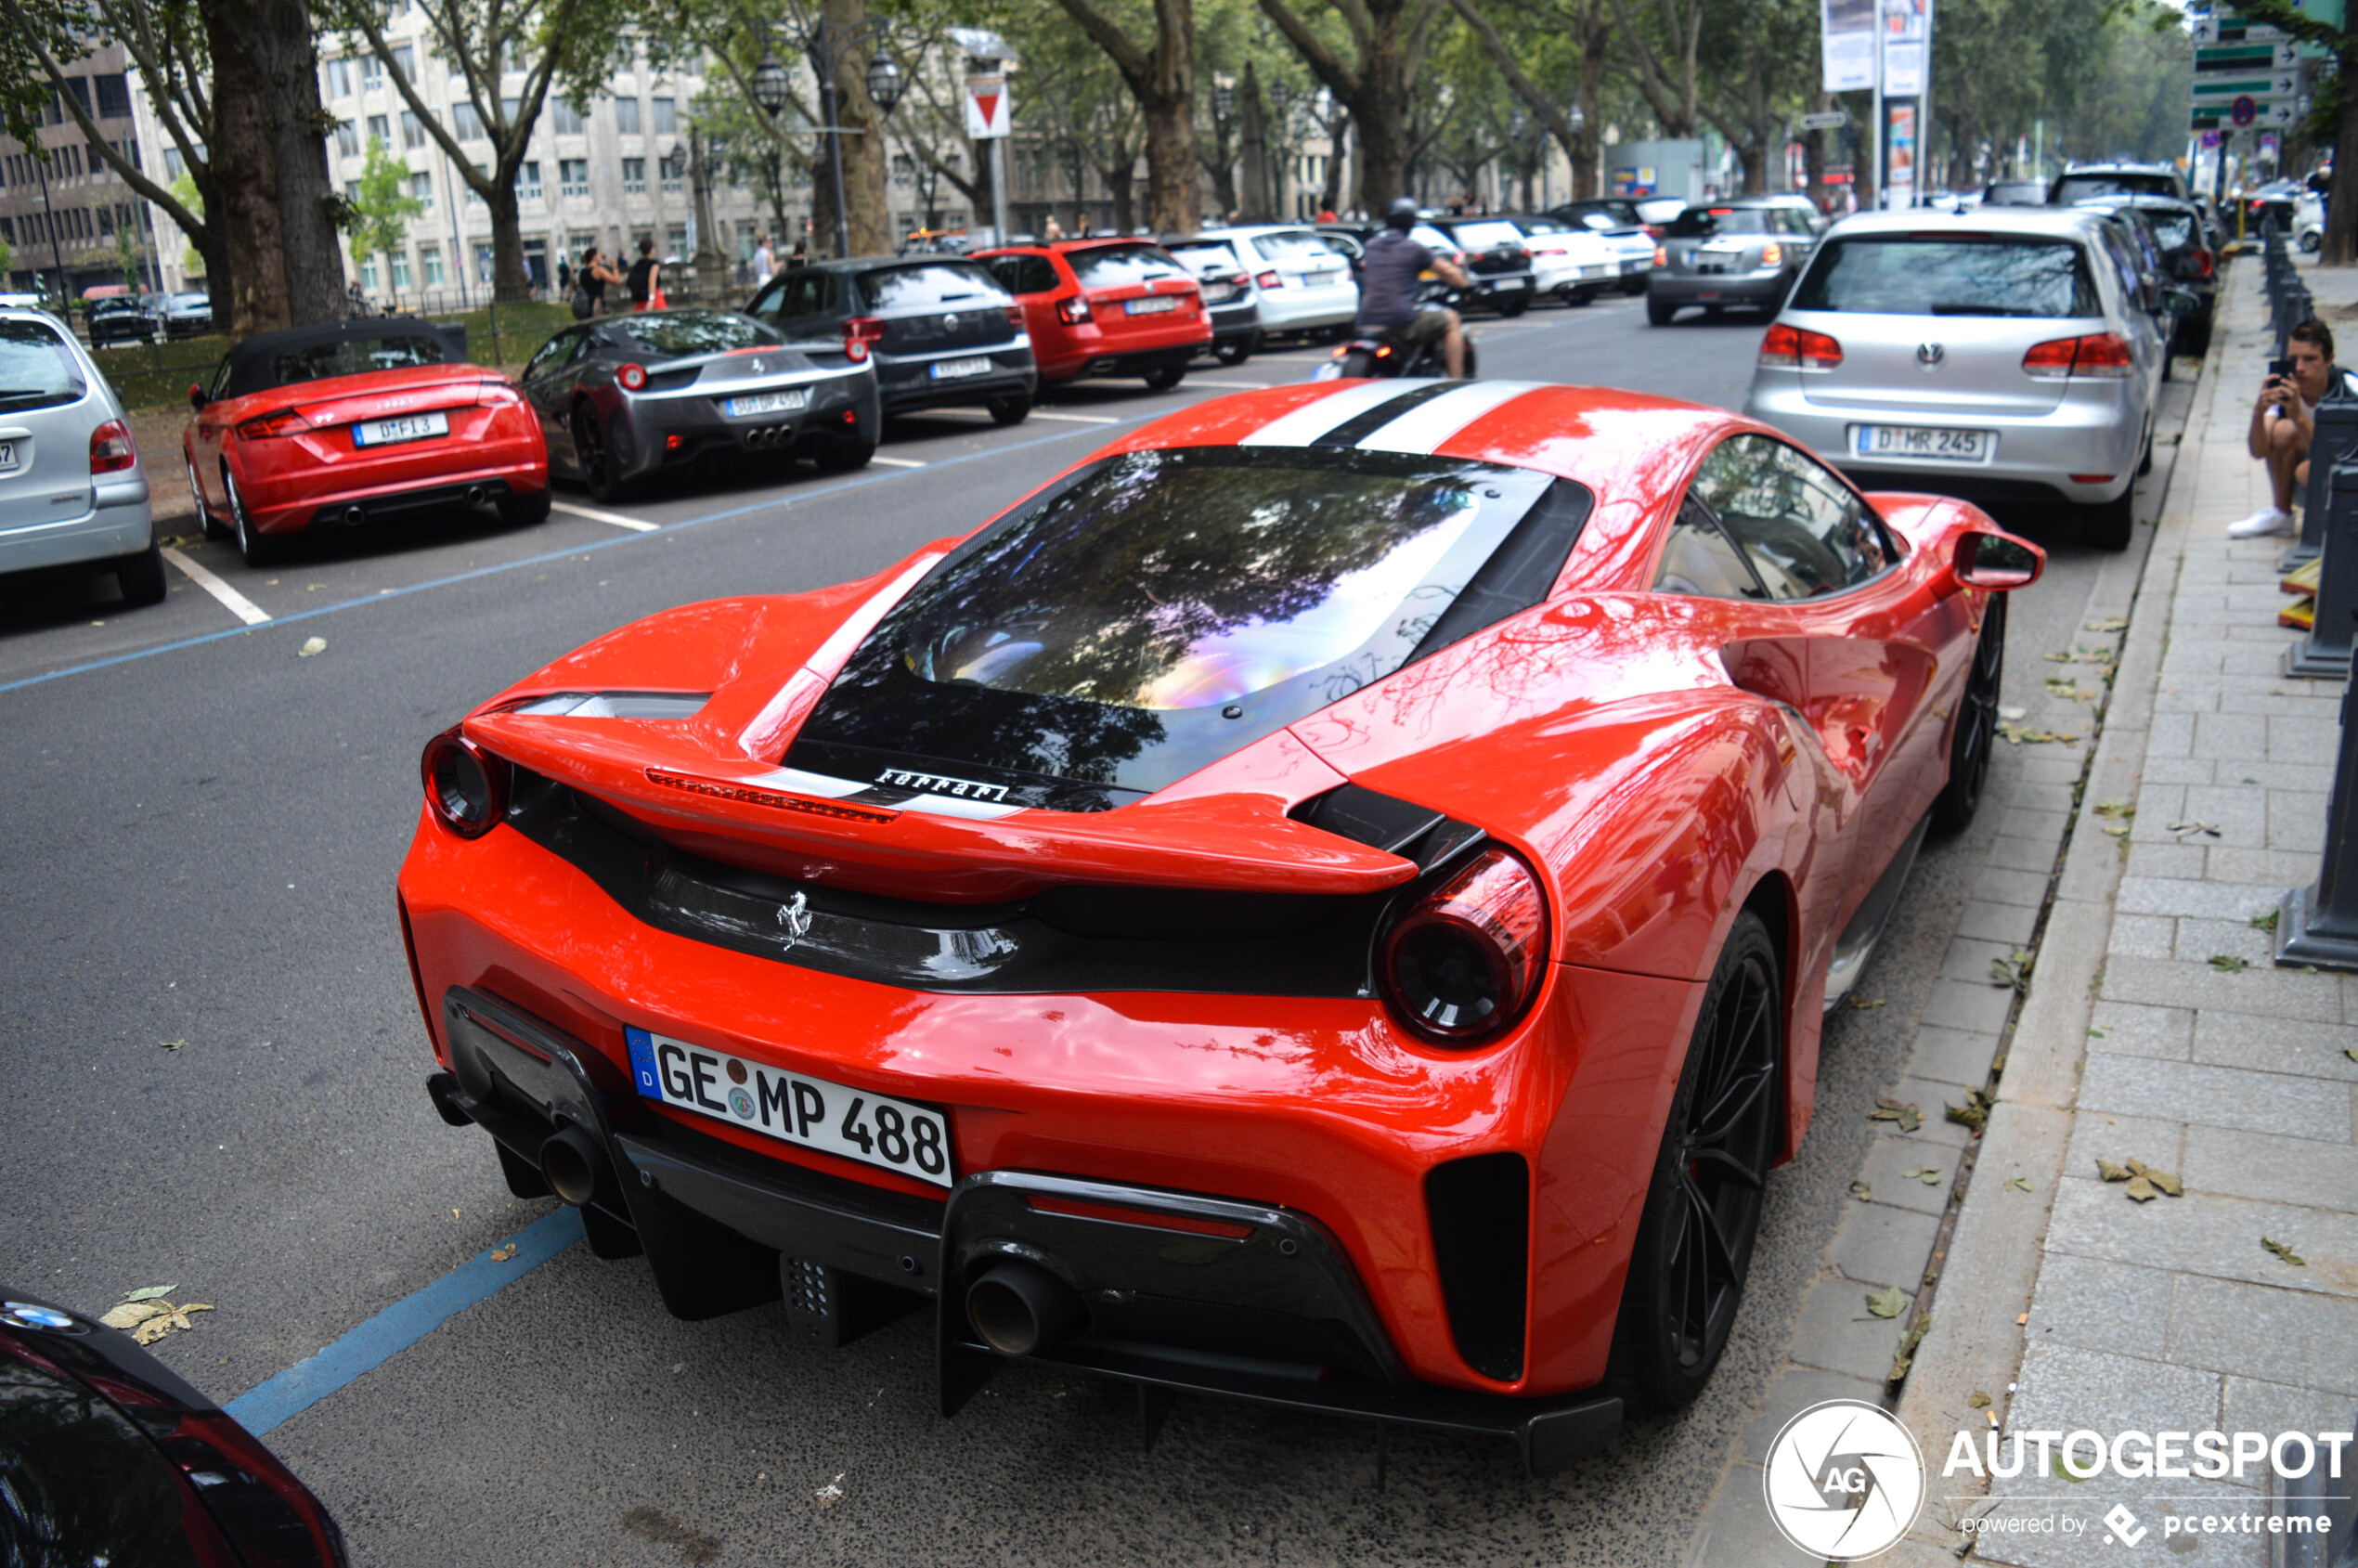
[777,891,812,949]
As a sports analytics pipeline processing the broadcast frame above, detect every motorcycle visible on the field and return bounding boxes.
[1312,281,1480,381]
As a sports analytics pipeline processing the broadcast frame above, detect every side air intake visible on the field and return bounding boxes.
[1425,1152,1530,1382]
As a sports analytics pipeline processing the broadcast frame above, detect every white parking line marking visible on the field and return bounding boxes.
[870,455,926,468]
[1185,378,1273,388]
[1030,411,1121,424]
[551,499,659,532]
[160,547,270,626]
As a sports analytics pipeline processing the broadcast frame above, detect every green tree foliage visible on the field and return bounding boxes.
[2237,0,2358,262]
[344,135,426,294]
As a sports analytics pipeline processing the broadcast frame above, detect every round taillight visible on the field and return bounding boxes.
[420,729,506,838]
[617,362,648,392]
[1379,849,1548,1046]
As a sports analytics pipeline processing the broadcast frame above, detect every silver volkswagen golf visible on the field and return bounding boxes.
[0,307,162,603]
[1743,207,2183,550]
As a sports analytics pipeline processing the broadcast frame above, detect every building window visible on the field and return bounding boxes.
[368,113,390,144]
[551,99,585,136]
[400,110,425,150]
[666,222,686,257]
[362,54,383,90]
[454,101,485,140]
[95,73,131,119]
[651,97,676,134]
[391,45,413,83]
[361,257,380,289]
[615,97,640,136]
[736,221,756,259]
[560,158,589,197]
[515,160,541,201]
[391,253,410,290]
[659,155,681,195]
[421,242,444,285]
[163,148,185,178]
[410,171,434,212]
[621,157,644,195]
[66,77,92,115]
[326,59,353,99]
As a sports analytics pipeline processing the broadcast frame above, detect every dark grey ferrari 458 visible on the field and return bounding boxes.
[517,309,882,502]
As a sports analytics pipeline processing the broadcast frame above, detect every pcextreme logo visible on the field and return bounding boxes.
[1762,1400,1927,1561]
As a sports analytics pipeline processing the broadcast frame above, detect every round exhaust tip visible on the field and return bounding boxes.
[965,1259,1082,1356]
[538,1126,603,1208]
[344,505,367,525]
[466,485,487,506]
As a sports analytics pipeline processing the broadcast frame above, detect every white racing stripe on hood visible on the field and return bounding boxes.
[1354,380,1540,455]
[1237,379,1440,447]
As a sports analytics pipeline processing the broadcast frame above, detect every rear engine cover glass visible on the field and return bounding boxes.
[792,447,1573,808]
[1791,237,2099,317]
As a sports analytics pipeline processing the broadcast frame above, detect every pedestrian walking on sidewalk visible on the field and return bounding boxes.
[2233,317,2358,537]
[628,238,664,312]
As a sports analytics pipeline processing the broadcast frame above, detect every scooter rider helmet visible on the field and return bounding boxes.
[1385,197,1419,231]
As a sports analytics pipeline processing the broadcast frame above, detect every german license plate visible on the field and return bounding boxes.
[1853,424,1996,463]
[1305,269,1342,287]
[1200,280,1236,303]
[1578,265,1613,279]
[352,411,449,447]
[1126,294,1179,314]
[929,356,993,380]
[723,387,811,418]
[0,440,16,473]
[626,1027,952,1187]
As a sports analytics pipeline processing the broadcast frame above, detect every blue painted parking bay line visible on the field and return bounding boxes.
[224,1207,584,1436]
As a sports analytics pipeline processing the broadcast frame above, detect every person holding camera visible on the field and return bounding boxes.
[2235,317,2358,538]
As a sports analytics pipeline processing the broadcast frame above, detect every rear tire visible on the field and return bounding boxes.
[1932,593,2004,834]
[987,394,1031,426]
[498,486,553,526]
[1211,338,1252,366]
[1647,297,1678,326]
[1604,910,1781,1414]
[1497,295,1531,318]
[1142,363,1185,391]
[113,538,168,607]
[815,438,875,473]
[572,405,629,505]
[188,454,230,541]
[224,466,281,567]
[1339,348,1380,378]
[2082,485,2135,551]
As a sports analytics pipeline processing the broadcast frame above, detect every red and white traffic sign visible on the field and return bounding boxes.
[965,75,1011,140]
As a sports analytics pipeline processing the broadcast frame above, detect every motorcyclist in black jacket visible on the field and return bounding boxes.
[1352,197,1474,377]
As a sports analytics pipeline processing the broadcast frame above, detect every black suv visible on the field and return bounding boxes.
[86,294,162,347]
[745,255,1038,424]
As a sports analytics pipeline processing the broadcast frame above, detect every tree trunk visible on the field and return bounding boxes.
[1353,85,1407,210]
[238,0,343,325]
[1202,115,1238,220]
[1321,116,1349,213]
[1239,65,1272,222]
[200,0,287,334]
[1143,90,1197,231]
[824,0,891,255]
[1106,150,1137,233]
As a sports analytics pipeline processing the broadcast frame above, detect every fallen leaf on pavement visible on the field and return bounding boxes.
[160,1039,188,1052]
[1850,1181,1873,1201]
[2005,1175,2033,1192]
[2170,821,2221,838]
[99,1301,171,1329]
[2125,1175,2158,1202]
[1990,950,2032,992]
[2085,617,2129,632]
[490,1245,516,1262]
[2344,1047,2358,1065]
[1848,995,1886,1010]
[2209,954,2251,973]
[1968,1391,1992,1409]
[2262,1236,2307,1266]
[2097,1160,2131,1182]
[1997,721,2081,745]
[1865,1286,1907,1319]
[1906,1166,1941,1185]
[2252,910,2279,931]
[297,636,326,657]
[1871,1097,1923,1133]
[120,1285,175,1303]
[1946,1090,1994,1132]
[2092,800,2134,819]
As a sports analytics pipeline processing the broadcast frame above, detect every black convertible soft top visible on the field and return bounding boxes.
[212,317,470,401]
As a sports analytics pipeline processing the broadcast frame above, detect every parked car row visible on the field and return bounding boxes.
[84,291,213,347]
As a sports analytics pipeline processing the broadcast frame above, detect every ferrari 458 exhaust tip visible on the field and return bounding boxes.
[965,1259,1082,1356]
[538,1125,605,1208]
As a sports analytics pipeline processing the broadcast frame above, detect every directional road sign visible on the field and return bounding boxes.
[2192,97,2295,130]
[1799,110,1846,130]
[2190,71,2300,101]
[2195,41,2301,71]
[2192,13,2289,45]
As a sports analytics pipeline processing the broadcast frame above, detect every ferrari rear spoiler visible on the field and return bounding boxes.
[464,709,1422,903]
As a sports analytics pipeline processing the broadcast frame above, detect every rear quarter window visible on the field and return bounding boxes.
[0,318,86,411]
[1789,236,2100,317]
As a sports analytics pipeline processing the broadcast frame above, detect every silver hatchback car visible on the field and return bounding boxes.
[1743,208,2186,551]
[0,308,162,603]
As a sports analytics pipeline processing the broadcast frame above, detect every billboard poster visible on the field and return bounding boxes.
[1883,0,1930,96]
[1823,0,1876,92]
[1886,102,1917,199]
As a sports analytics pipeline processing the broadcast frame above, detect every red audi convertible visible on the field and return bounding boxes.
[395,378,2039,1471]
[186,319,549,565]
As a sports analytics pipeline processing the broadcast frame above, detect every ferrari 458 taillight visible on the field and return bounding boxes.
[236,408,312,439]
[89,419,136,473]
[617,362,649,391]
[420,728,507,838]
[1380,849,1548,1046]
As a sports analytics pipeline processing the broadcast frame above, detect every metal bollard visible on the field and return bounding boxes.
[2275,666,2358,970]
[2287,382,2358,571]
[2287,447,2358,679]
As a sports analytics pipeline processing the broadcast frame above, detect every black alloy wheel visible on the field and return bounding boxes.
[1647,297,1678,326]
[987,394,1031,426]
[1211,338,1253,366]
[1607,910,1781,1412]
[224,465,279,566]
[1142,363,1186,391]
[1932,591,2005,833]
[815,437,875,473]
[572,403,626,503]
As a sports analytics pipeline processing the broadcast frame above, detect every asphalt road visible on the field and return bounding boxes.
[0,292,2182,1566]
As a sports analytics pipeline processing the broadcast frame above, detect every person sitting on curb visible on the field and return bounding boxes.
[2235,317,2358,538]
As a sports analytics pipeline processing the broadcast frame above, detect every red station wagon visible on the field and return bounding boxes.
[978,240,1211,391]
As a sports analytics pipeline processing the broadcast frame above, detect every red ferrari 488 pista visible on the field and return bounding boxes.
[395,377,2041,1472]
[186,319,548,565]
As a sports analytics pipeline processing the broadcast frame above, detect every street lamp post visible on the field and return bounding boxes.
[750,9,905,259]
